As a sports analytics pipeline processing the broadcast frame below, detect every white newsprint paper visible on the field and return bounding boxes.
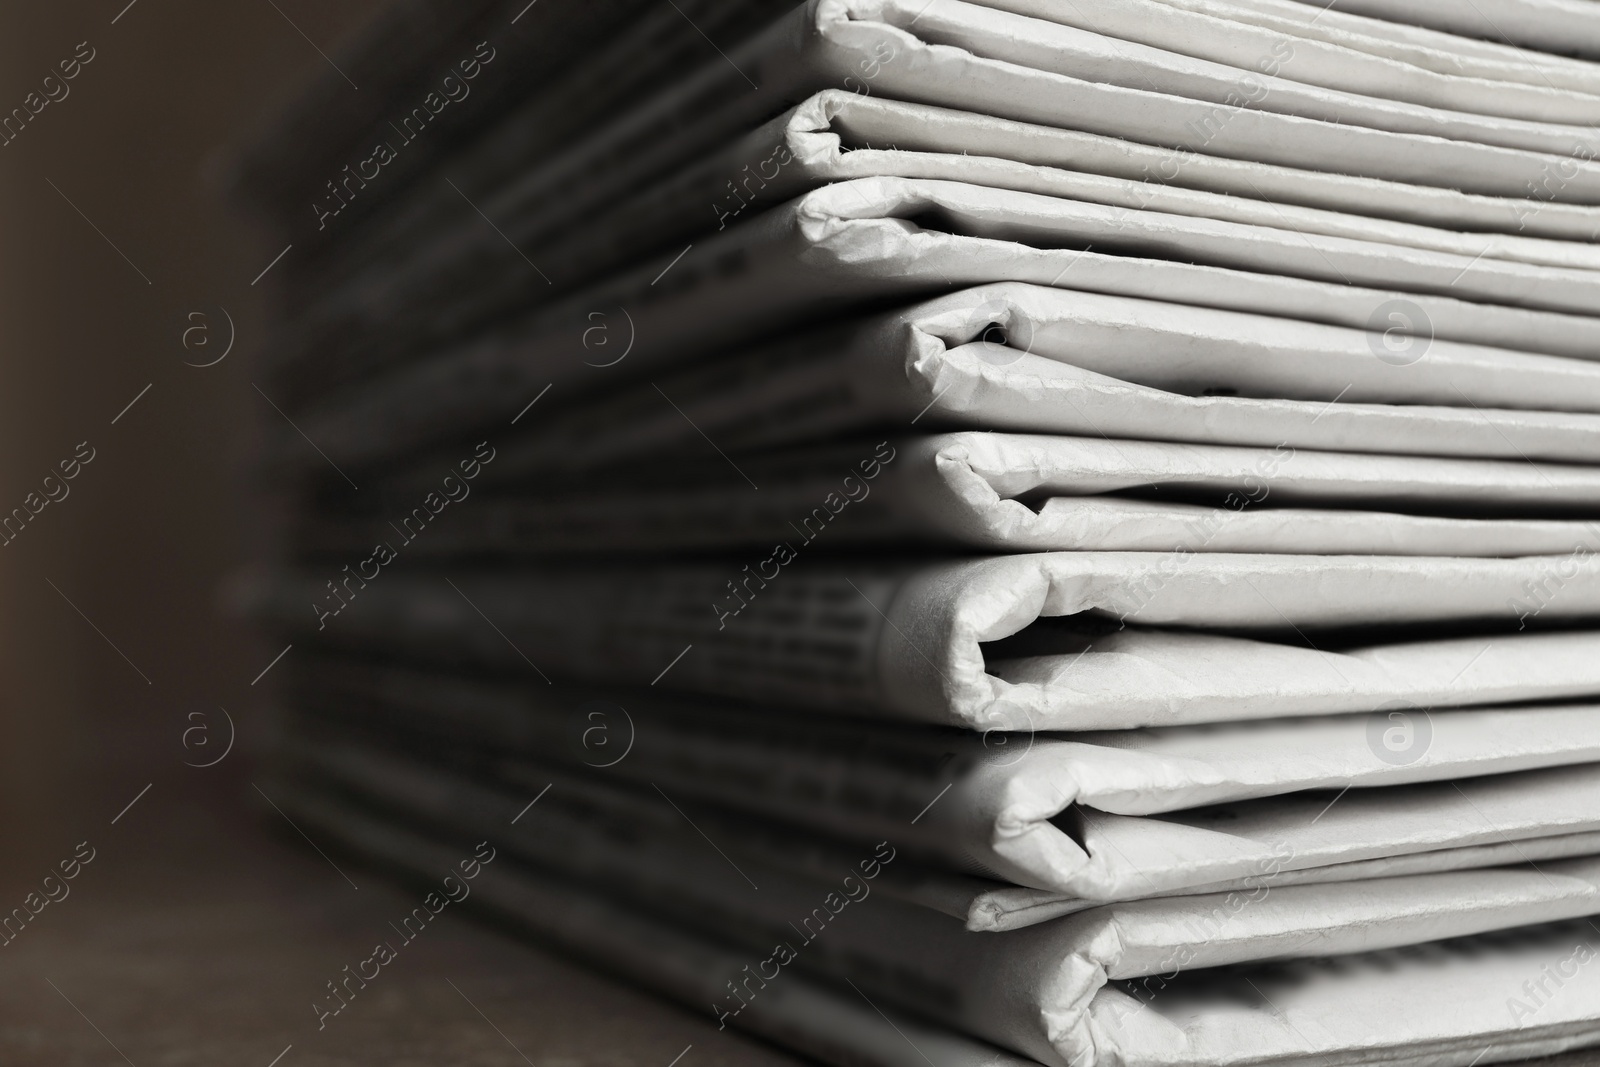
[289,731,1600,963]
[273,779,1041,1067]
[270,0,1600,466]
[281,727,1044,932]
[1282,0,1600,60]
[440,283,1600,481]
[271,0,1600,401]
[855,0,1600,156]
[290,177,1600,469]
[982,0,1600,120]
[286,655,1600,918]
[249,555,1600,731]
[732,92,1600,245]
[321,432,1600,558]
[280,770,1600,1067]
[1212,0,1600,86]
[279,84,1600,407]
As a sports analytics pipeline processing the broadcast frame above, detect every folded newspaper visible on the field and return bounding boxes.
[247,554,1600,730]
[276,85,1600,401]
[267,0,1600,419]
[234,1,1600,1065]
[273,778,1042,1067]
[271,0,801,346]
[273,767,1600,1067]
[388,282,1600,489]
[282,657,1600,910]
[1296,0,1600,58]
[282,731,1600,970]
[300,432,1600,557]
[287,175,1600,469]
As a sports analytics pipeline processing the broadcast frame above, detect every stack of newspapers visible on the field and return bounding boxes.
[231,1,1600,1064]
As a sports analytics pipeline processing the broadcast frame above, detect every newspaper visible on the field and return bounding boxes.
[244,555,1600,731]
[797,93,1600,240]
[283,730,1600,956]
[266,0,824,401]
[300,432,1600,558]
[282,655,1600,916]
[225,0,683,243]
[274,767,1600,1067]
[233,1,1600,1063]
[279,727,1028,931]
[270,779,1039,1067]
[305,0,799,267]
[390,284,1600,491]
[982,0,1600,122]
[274,0,802,398]
[1290,0,1600,60]
[287,177,1600,469]
[850,0,1600,156]
[265,0,1600,413]
[1202,0,1600,84]
[274,83,1600,408]
[819,0,1600,160]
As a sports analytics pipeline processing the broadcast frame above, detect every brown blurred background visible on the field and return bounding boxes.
[0,0,382,858]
